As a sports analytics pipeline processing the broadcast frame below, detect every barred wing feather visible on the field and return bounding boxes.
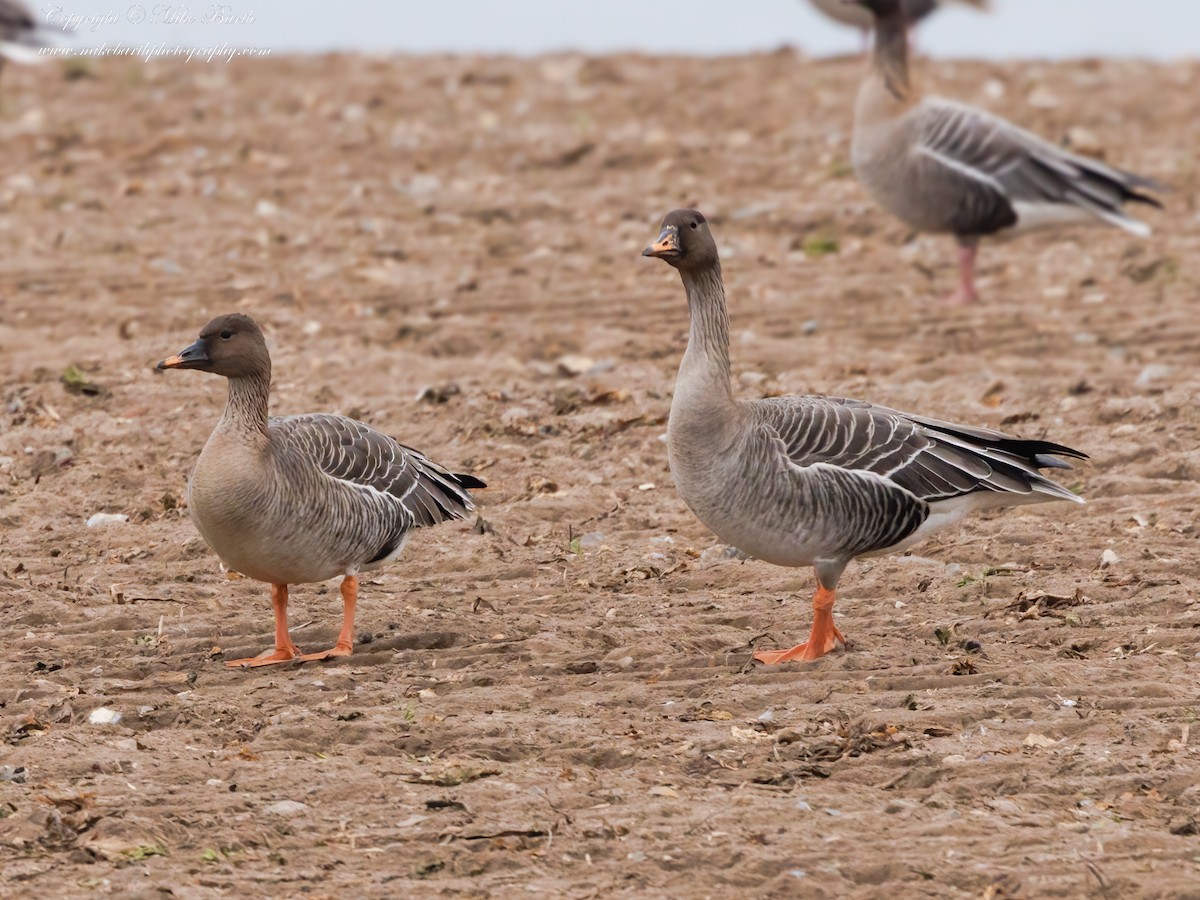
[270,414,482,528]
[753,395,1085,508]
[914,99,1162,237]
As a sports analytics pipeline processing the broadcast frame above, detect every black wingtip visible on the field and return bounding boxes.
[456,474,487,490]
[1039,443,1089,462]
[1127,189,1164,210]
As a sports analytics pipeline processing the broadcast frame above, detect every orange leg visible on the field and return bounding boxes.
[297,575,357,662]
[226,584,303,668]
[753,585,846,665]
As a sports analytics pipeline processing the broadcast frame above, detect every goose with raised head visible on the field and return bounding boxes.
[158,314,485,668]
[848,0,1162,303]
[643,209,1086,663]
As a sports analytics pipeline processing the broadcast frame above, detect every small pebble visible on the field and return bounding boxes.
[1027,85,1059,108]
[1064,126,1104,158]
[555,354,595,377]
[262,800,309,816]
[88,707,122,725]
[1135,364,1172,387]
[699,544,741,568]
[1023,733,1058,749]
[86,513,128,528]
[150,257,182,274]
[987,798,1023,815]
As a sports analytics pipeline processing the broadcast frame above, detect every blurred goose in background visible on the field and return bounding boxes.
[643,209,1085,663]
[0,0,44,74]
[158,314,485,668]
[849,0,1163,303]
[807,0,988,47]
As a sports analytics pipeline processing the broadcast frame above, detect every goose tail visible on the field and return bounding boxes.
[911,415,1088,505]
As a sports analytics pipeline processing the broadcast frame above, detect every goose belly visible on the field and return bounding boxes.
[852,127,960,235]
[186,451,373,585]
[188,490,345,585]
[672,440,930,570]
[856,161,956,234]
[673,478,832,570]
[703,508,830,568]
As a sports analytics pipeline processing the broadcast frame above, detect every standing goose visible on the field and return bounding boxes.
[643,209,1086,663]
[158,314,485,668]
[849,0,1163,303]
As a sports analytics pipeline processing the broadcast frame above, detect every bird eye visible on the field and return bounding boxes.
[690,221,698,230]
[219,330,233,340]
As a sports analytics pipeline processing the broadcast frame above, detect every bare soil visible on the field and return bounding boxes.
[1,51,1199,898]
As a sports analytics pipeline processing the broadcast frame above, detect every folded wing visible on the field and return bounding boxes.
[913,98,1162,237]
[755,394,1085,509]
[270,414,484,529]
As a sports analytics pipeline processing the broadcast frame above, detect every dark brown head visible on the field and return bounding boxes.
[842,0,903,20]
[641,209,719,272]
[157,314,270,379]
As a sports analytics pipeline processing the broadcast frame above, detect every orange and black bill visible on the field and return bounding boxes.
[157,338,209,370]
[642,225,680,259]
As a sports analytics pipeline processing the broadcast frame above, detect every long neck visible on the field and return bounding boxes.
[678,263,733,404]
[217,369,271,438]
[871,10,913,102]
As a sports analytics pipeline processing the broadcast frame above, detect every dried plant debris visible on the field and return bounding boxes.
[397,766,501,787]
[988,588,1089,620]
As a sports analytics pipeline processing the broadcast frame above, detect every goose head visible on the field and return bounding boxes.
[158,313,270,379]
[642,208,719,272]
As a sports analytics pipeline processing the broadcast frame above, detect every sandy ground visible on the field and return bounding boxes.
[1,50,1199,897]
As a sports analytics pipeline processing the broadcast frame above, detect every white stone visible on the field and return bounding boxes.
[262,800,309,816]
[88,707,122,725]
[86,513,129,527]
